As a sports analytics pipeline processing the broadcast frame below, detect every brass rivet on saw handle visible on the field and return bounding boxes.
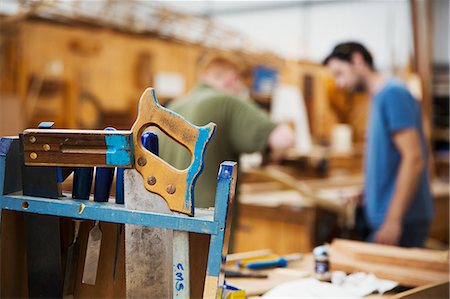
[43,144,51,151]
[166,184,176,194]
[147,176,156,185]
[29,136,36,143]
[30,152,38,159]
[137,157,147,166]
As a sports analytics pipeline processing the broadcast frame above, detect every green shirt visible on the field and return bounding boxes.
[159,84,276,208]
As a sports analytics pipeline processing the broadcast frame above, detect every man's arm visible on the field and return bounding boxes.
[374,128,425,245]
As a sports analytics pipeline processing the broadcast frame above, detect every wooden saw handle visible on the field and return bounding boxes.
[131,88,216,216]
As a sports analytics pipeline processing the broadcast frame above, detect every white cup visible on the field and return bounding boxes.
[331,124,353,154]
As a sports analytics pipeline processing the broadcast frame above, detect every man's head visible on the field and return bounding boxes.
[323,42,375,93]
[198,53,247,95]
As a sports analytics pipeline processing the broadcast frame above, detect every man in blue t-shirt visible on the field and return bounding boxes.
[323,42,433,247]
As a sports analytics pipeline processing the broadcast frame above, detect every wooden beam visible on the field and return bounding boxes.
[410,0,434,176]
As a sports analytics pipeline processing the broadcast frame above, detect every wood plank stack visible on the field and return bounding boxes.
[329,239,449,287]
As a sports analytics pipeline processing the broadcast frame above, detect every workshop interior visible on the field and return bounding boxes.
[0,0,449,298]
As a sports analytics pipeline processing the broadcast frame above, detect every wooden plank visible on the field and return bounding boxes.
[235,203,315,254]
[329,239,449,287]
[246,166,345,213]
[330,248,448,287]
[331,239,449,272]
[391,281,449,299]
[410,0,434,176]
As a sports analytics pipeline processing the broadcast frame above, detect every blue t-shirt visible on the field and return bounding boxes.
[364,79,433,229]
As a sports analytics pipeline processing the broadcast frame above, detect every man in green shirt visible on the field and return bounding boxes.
[159,54,295,250]
[160,54,295,208]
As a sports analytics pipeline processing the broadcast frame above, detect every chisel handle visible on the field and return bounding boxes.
[141,131,159,156]
[242,257,288,270]
[73,167,94,200]
[94,127,116,202]
[115,168,125,205]
[57,166,63,197]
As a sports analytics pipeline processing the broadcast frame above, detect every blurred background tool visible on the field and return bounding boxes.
[226,249,273,263]
[238,253,303,270]
[225,270,268,279]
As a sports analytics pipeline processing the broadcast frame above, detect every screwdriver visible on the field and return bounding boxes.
[237,253,303,270]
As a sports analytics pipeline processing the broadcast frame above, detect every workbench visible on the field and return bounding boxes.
[235,166,449,254]
[225,248,449,298]
[234,169,363,254]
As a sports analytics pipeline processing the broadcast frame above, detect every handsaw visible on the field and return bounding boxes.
[22,88,216,216]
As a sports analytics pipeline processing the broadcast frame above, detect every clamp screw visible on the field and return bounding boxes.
[137,157,147,166]
[30,152,38,160]
[29,136,36,143]
[166,184,176,194]
[147,176,156,185]
[43,144,50,151]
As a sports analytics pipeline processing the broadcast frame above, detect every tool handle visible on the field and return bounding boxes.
[141,131,159,156]
[94,127,116,202]
[56,166,63,196]
[224,270,268,278]
[94,167,115,202]
[131,88,216,215]
[73,167,94,200]
[241,257,288,270]
[115,168,125,205]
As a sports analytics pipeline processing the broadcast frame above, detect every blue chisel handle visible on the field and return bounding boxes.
[94,127,116,202]
[239,258,288,270]
[141,131,159,156]
[115,132,158,204]
[57,166,64,196]
[73,167,94,200]
[115,168,125,205]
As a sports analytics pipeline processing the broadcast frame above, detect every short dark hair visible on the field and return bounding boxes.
[323,41,374,70]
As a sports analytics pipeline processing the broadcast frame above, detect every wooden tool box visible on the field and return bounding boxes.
[0,88,238,298]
